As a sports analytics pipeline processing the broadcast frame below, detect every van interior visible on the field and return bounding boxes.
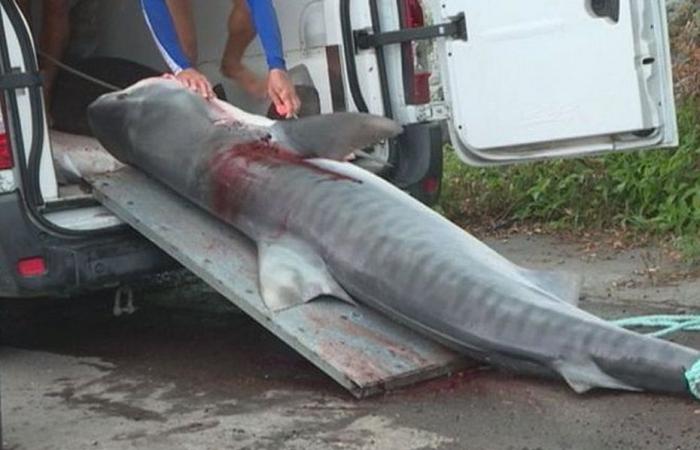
[18,0,360,232]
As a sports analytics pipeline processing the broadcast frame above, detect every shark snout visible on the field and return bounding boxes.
[87,92,135,164]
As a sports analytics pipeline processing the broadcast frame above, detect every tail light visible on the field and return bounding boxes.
[17,257,47,277]
[422,176,440,195]
[400,0,431,105]
[0,129,12,170]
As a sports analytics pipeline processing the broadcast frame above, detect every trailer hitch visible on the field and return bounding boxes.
[354,14,467,51]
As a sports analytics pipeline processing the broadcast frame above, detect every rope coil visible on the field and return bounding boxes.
[685,360,700,401]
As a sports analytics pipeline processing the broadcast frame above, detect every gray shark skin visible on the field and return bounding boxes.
[88,78,700,399]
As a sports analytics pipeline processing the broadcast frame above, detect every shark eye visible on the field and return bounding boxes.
[117,93,129,100]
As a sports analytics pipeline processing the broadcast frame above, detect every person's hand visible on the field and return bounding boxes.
[175,68,215,99]
[268,69,301,118]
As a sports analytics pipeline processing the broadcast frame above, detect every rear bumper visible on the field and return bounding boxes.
[0,192,177,298]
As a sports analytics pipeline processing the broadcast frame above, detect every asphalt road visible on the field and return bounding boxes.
[1,235,699,450]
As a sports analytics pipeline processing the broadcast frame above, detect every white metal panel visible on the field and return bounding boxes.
[1,5,58,200]
[94,0,385,116]
[432,0,677,164]
[195,0,385,115]
[315,0,386,116]
[44,205,122,230]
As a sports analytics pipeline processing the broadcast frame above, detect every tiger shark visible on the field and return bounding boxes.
[87,78,700,399]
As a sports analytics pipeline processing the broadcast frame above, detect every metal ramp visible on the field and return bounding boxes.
[90,168,464,398]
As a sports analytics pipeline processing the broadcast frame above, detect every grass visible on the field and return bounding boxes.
[439,100,700,261]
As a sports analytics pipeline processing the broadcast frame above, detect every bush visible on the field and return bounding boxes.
[669,0,700,99]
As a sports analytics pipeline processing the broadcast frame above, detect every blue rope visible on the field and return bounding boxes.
[612,314,700,400]
[686,360,700,401]
[612,315,700,338]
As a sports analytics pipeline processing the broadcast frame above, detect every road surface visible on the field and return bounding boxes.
[2,235,699,450]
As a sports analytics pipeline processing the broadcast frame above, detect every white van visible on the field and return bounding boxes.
[0,0,677,298]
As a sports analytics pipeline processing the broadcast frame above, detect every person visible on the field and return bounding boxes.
[17,0,74,110]
[141,0,301,118]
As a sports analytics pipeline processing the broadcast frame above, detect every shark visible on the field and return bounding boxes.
[87,78,700,399]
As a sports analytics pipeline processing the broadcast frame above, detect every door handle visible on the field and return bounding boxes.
[589,0,620,23]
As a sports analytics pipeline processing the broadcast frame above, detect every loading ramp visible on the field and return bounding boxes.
[90,167,464,398]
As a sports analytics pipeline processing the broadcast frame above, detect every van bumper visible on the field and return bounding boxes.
[0,192,177,298]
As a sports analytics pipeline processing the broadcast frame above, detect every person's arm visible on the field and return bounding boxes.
[245,0,286,71]
[140,0,214,98]
[140,0,192,73]
[245,0,299,116]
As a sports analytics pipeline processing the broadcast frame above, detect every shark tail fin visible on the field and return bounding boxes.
[270,113,403,160]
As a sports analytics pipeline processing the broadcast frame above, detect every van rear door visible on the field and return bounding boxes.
[0,0,58,199]
[432,0,677,165]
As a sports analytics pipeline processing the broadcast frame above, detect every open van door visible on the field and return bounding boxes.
[432,0,678,165]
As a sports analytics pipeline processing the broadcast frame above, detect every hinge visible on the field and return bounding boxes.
[355,14,467,51]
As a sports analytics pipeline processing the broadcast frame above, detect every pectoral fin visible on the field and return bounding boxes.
[257,235,355,312]
[554,359,639,394]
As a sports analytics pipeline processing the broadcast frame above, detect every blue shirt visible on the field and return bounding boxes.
[141,0,286,73]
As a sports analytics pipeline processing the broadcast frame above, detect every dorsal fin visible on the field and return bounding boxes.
[520,268,583,306]
[270,113,403,160]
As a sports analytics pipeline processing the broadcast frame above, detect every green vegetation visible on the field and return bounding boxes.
[439,100,700,260]
[669,1,700,100]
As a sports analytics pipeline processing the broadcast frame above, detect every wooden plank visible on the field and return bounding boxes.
[90,168,464,397]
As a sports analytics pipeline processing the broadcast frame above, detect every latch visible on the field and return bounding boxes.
[355,14,467,51]
[0,68,42,91]
[590,0,620,23]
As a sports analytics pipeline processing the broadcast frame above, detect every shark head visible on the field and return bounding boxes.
[87,78,215,165]
[88,77,404,168]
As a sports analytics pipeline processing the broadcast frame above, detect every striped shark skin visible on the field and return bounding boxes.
[88,78,700,399]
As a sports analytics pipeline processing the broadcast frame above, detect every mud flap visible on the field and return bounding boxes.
[393,122,444,206]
